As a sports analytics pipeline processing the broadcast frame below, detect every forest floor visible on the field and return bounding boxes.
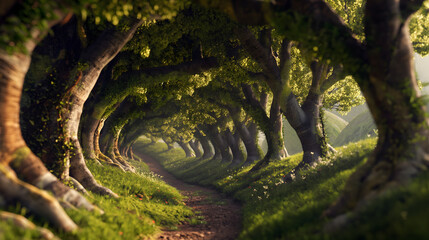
[136,152,242,240]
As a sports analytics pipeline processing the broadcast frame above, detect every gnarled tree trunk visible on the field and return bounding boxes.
[189,139,203,158]
[0,11,95,231]
[325,0,429,221]
[64,19,142,196]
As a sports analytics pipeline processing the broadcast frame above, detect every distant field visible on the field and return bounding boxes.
[333,110,377,147]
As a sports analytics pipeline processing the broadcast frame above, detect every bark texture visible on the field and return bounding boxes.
[0,12,92,231]
[324,0,429,221]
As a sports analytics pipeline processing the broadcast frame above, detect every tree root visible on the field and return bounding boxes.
[0,211,59,240]
[11,150,101,213]
[0,164,78,232]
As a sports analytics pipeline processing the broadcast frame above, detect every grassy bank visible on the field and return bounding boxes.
[1,156,193,239]
[135,138,429,239]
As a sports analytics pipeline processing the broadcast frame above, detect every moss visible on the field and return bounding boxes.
[10,147,32,168]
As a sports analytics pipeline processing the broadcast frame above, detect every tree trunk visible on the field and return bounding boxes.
[228,107,263,165]
[195,131,214,159]
[94,118,108,160]
[178,141,196,158]
[225,130,245,167]
[0,15,94,231]
[189,139,203,158]
[23,18,142,197]
[111,125,135,172]
[81,94,126,160]
[208,128,233,163]
[241,84,287,171]
[283,93,325,178]
[325,1,429,221]
[66,19,142,196]
[206,131,223,161]
[269,97,289,160]
[162,137,174,150]
[129,146,135,160]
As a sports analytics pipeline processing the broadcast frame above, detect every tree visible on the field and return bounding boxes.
[197,0,429,225]
[0,0,94,232]
[22,16,142,196]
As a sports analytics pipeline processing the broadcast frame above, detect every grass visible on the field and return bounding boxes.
[1,154,193,239]
[136,137,429,239]
[333,110,376,147]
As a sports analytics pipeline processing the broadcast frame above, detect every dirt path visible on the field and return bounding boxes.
[137,153,242,240]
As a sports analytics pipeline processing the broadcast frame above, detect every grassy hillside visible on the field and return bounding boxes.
[328,103,369,122]
[333,110,377,147]
[283,111,348,155]
[137,138,429,239]
[1,156,193,239]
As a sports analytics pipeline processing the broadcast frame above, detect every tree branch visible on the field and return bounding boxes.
[320,65,344,93]
[235,26,280,87]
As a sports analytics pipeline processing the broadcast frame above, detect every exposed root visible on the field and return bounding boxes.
[0,164,78,232]
[112,154,135,173]
[34,172,101,213]
[283,152,322,182]
[11,150,99,213]
[67,176,88,195]
[0,211,59,240]
[323,139,429,231]
[105,161,126,172]
[98,151,114,163]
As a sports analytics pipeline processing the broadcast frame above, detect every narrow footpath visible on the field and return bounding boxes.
[136,152,242,240]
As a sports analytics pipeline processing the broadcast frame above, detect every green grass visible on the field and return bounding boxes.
[1,155,193,240]
[136,137,429,239]
[333,110,376,147]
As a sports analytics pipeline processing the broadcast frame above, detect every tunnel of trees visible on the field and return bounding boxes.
[0,0,428,238]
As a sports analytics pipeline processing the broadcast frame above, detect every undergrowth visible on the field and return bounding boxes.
[135,137,429,239]
[1,155,193,239]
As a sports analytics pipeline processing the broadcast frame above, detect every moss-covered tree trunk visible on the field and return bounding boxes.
[23,17,142,197]
[325,0,429,220]
[0,9,96,231]
[270,97,289,160]
[63,19,141,196]
[81,89,127,160]
[281,61,331,179]
[240,84,287,171]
